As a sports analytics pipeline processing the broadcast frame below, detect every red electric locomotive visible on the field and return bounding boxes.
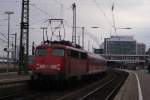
[29,41,107,82]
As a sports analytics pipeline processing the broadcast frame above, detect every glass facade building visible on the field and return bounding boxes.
[137,43,146,55]
[104,36,136,55]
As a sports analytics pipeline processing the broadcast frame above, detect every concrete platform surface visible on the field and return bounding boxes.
[135,70,150,100]
[114,70,138,100]
[0,72,30,83]
[114,69,150,100]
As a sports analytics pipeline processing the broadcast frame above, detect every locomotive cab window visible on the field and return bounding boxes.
[35,48,46,56]
[52,48,64,56]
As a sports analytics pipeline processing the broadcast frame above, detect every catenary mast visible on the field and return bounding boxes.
[19,0,29,74]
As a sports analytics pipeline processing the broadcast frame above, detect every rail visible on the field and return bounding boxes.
[56,70,128,100]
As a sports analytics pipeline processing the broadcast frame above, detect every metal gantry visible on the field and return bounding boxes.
[19,0,29,74]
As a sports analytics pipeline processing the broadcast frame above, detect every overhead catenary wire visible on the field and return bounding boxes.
[29,1,72,29]
[29,3,53,18]
[0,32,7,40]
[0,0,20,3]
[93,0,113,28]
[0,36,7,43]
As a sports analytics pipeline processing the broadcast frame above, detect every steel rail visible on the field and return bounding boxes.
[56,71,115,100]
[80,71,128,100]
[105,76,126,100]
[79,75,116,100]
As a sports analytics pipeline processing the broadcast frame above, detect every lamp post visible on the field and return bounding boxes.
[5,11,14,73]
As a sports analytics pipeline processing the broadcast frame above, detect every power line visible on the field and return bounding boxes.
[0,37,7,43]
[0,0,20,3]
[30,3,53,18]
[0,32,7,40]
[93,0,113,27]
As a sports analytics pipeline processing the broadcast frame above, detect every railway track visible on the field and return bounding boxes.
[0,79,30,100]
[55,70,128,100]
[0,70,128,100]
[80,71,128,100]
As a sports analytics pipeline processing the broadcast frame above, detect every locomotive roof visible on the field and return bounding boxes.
[36,41,106,61]
[36,43,87,53]
[87,52,106,61]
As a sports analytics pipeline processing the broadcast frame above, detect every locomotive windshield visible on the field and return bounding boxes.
[35,48,46,56]
[52,48,64,56]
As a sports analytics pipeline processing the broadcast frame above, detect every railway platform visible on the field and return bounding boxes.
[0,72,30,84]
[114,69,150,100]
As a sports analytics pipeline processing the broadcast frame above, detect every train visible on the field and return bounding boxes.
[28,41,107,83]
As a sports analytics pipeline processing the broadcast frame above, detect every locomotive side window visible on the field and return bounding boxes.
[52,48,64,56]
[71,50,79,58]
[35,48,46,56]
[80,53,87,59]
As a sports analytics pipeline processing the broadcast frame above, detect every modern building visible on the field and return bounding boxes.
[101,36,147,69]
[137,43,146,55]
[146,48,150,55]
[104,36,136,55]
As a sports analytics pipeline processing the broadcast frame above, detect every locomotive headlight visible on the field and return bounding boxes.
[50,64,61,70]
[36,64,46,69]
[35,64,61,70]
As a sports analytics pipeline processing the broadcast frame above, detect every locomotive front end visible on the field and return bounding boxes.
[31,45,65,80]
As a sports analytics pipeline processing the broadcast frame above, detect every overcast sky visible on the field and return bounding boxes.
[0,0,150,56]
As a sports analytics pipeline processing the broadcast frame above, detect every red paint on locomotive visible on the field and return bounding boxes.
[29,41,107,80]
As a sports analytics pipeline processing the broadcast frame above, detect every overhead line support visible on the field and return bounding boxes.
[19,0,29,74]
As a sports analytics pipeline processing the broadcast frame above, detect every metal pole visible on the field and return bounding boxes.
[59,30,61,41]
[5,11,14,73]
[41,27,45,42]
[88,40,90,52]
[41,27,47,42]
[32,42,35,55]
[82,27,85,49]
[46,29,48,40]
[14,33,17,61]
[43,28,45,41]
[19,0,29,74]
[74,3,76,44]
[7,14,10,73]
[78,36,80,45]
[72,3,76,44]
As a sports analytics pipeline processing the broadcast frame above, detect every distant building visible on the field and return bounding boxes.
[102,36,147,69]
[137,43,146,55]
[146,48,150,55]
[104,36,136,55]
